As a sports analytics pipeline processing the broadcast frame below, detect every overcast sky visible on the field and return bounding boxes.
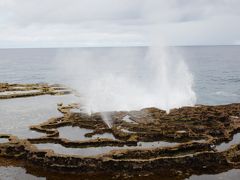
[0,0,240,48]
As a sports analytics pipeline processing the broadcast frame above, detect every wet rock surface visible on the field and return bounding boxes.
[1,83,240,179]
[0,83,72,99]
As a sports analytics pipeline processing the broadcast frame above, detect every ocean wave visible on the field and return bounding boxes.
[215,91,239,97]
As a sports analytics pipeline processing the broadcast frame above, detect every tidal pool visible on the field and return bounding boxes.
[34,141,178,157]
[122,115,137,124]
[187,169,240,180]
[58,126,116,141]
[0,166,44,180]
[0,138,9,143]
[0,94,79,138]
[216,133,240,152]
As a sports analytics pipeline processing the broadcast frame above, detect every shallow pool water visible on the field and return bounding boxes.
[0,166,45,180]
[0,162,240,180]
[216,133,240,152]
[0,94,79,138]
[122,115,137,124]
[0,138,9,143]
[58,126,116,141]
[70,108,82,113]
[187,169,240,180]
[120,128,135,133]
[34,140,178,157]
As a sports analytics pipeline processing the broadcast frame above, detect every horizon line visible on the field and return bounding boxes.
[0,44,239,50]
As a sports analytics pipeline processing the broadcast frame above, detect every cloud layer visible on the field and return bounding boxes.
[0,0,240,47]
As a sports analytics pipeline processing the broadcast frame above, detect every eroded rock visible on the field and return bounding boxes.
[1,83,240,178]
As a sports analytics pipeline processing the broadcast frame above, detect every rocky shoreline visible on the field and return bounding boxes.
[1,83,240,179]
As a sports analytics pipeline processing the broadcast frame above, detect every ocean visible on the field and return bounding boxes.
[0,45,240,179]
[0,46,239,106]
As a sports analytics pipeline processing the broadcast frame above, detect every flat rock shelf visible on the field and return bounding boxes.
[1,83,240,179]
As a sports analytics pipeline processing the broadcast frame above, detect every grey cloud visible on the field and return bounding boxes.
[1,0,142,25]
[0,0,240,47]
[2,0,239,25]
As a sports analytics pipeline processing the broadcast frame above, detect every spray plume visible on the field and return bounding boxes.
[56,45,196,111]
[56,1,197,127]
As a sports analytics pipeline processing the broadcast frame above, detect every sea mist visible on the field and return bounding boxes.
[56,1,197,127]
[56,45,196,114]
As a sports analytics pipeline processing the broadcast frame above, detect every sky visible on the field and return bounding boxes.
[0,0,240,48]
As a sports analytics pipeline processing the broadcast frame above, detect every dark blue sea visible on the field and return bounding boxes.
[0,46,239,106]
[0,45,240,179]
